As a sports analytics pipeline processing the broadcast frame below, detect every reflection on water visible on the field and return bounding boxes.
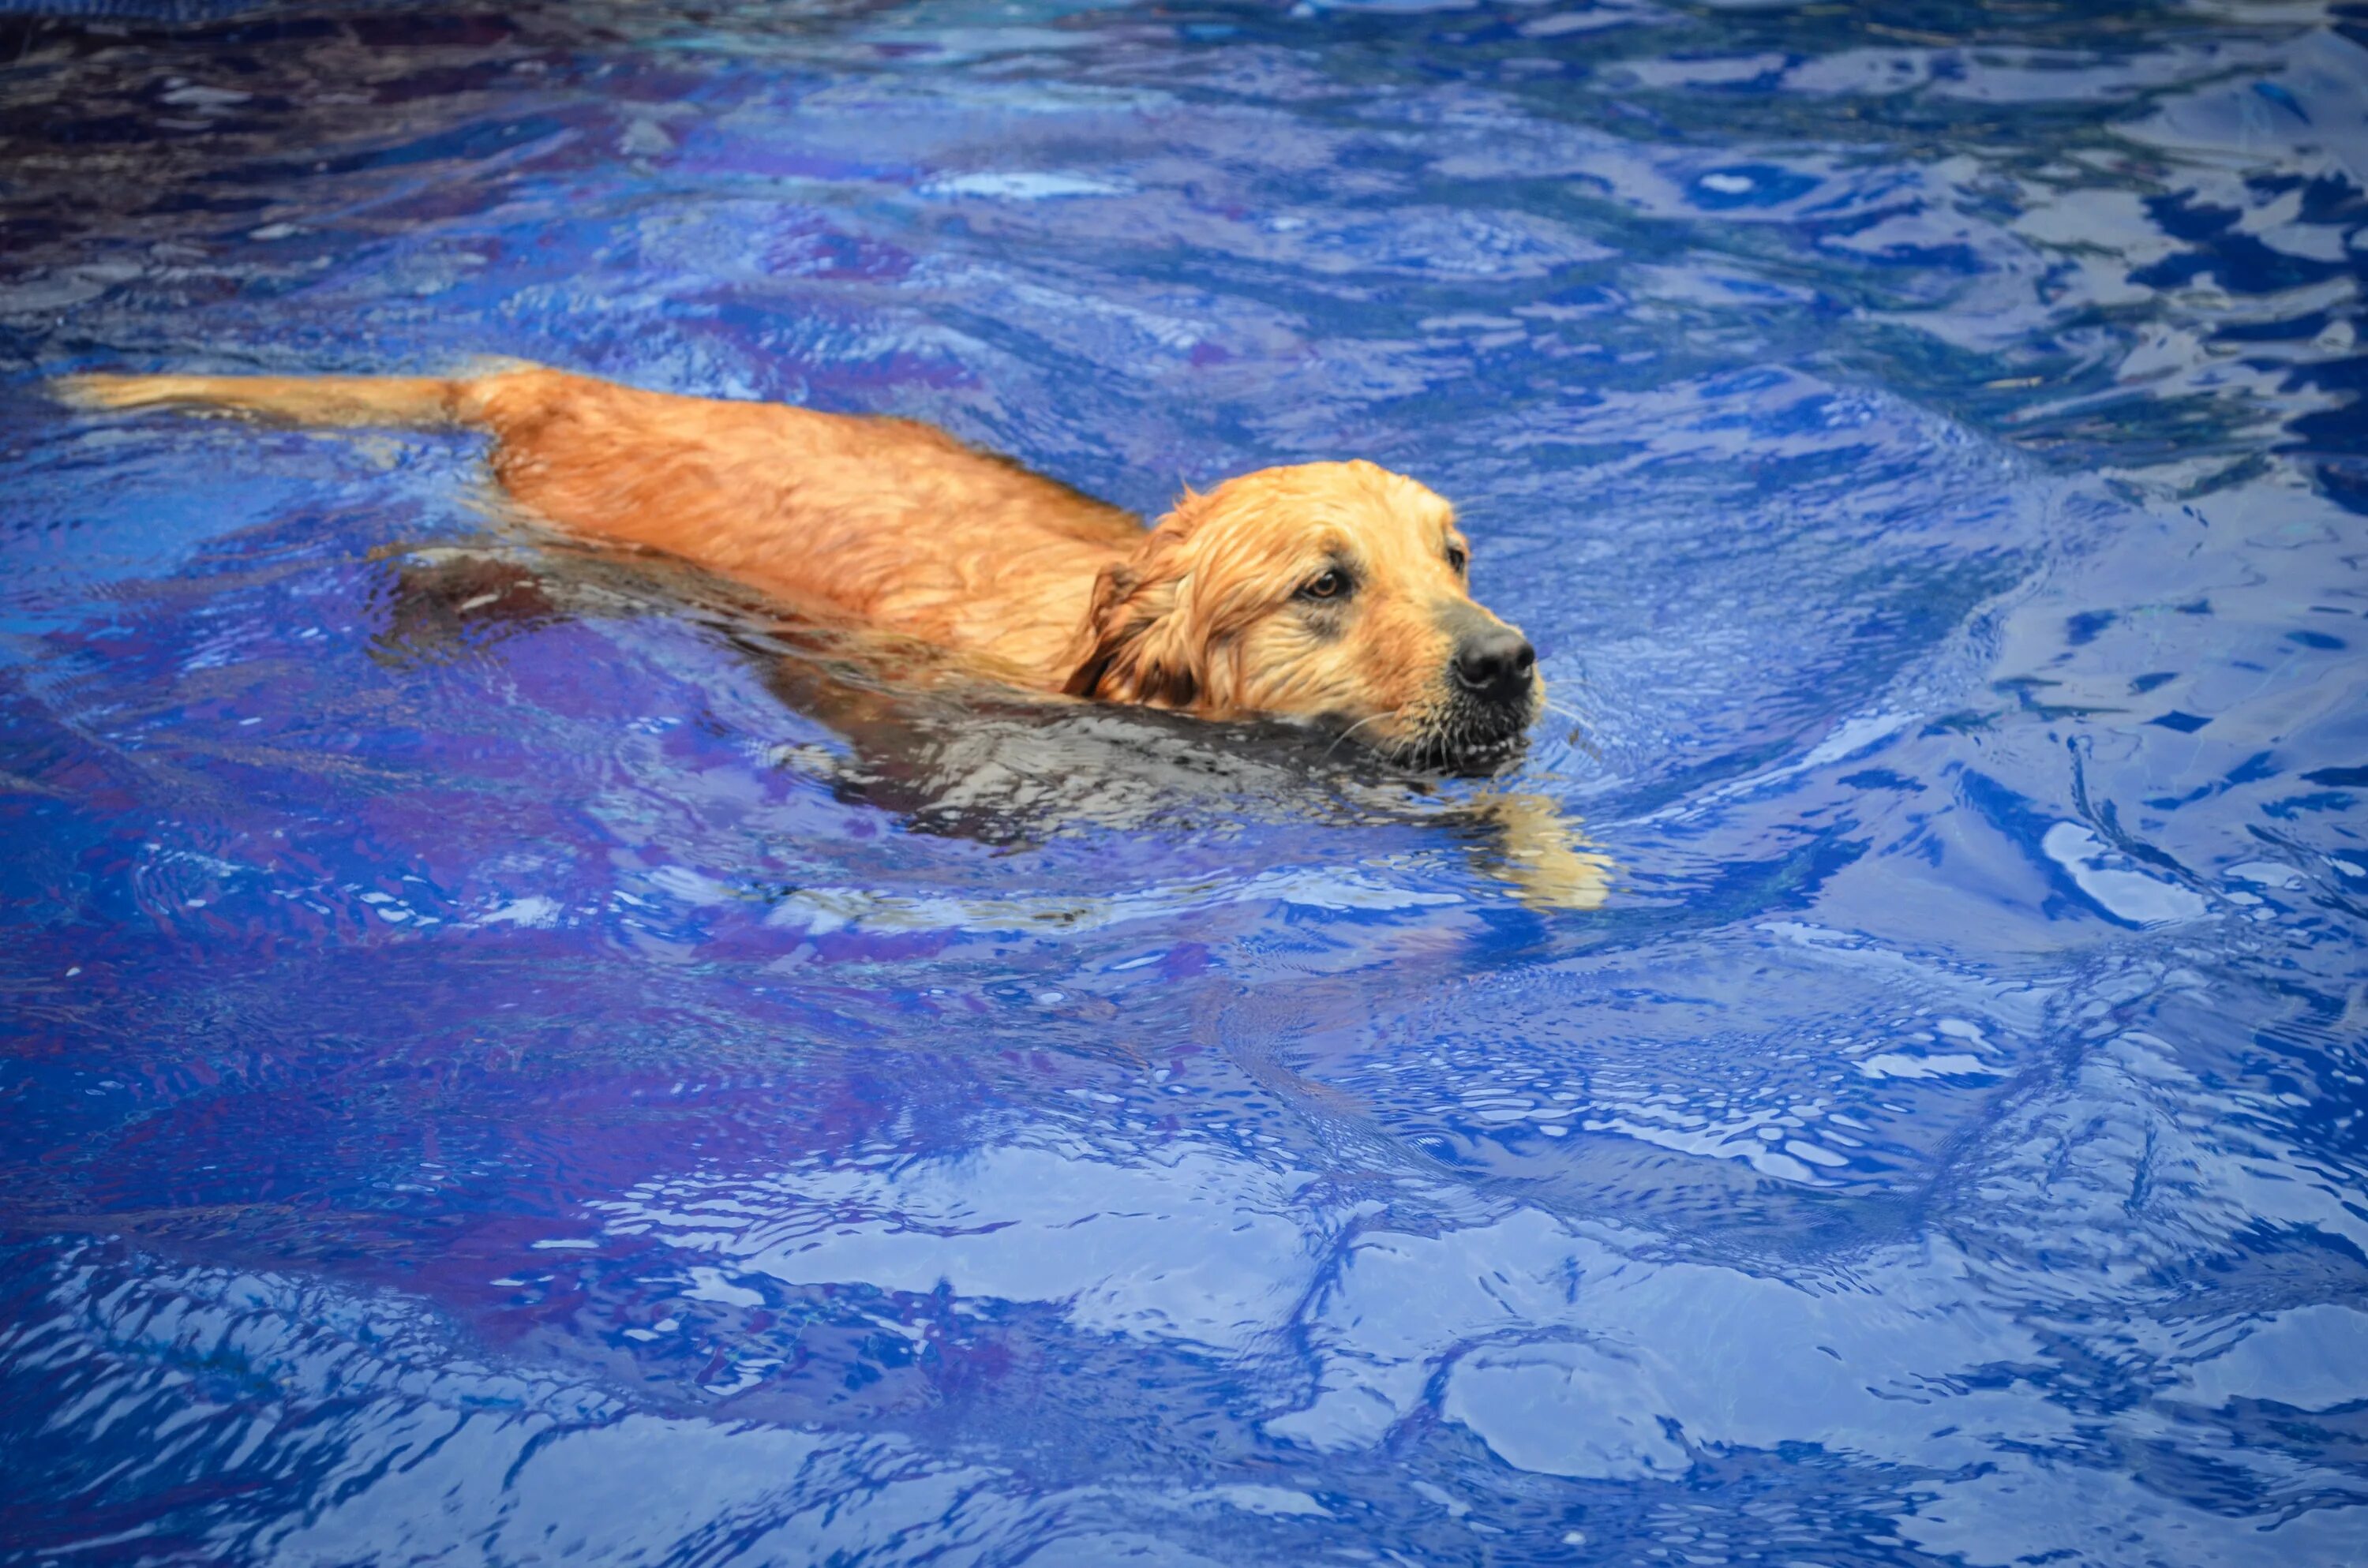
[378,539,1614,902]
[2,0,2366,1562]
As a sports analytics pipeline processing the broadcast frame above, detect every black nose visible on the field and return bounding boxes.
[1452,626,1536,705]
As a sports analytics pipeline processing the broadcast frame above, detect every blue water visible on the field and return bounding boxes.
[4,2,2366,1561]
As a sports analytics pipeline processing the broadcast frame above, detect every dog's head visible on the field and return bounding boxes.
[1060,460,1539,771]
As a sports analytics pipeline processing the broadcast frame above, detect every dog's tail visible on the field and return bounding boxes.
[54,371,476,429]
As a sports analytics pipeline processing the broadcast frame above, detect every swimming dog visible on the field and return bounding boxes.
[58,365,1542,770]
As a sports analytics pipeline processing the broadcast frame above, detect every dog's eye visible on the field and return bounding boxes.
[1298,567,1351,601]
[1446,544,1468,574]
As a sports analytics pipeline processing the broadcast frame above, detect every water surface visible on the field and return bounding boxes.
[3,1,2366,1562]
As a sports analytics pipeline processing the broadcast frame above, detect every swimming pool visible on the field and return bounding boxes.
[2,1,2364,1561]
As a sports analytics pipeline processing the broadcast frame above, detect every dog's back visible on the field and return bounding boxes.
[61,365,1142,683]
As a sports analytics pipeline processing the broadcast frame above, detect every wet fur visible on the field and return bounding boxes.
[55,365,1538,765]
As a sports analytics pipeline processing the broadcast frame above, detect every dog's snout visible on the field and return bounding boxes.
[1452,626,1535,705]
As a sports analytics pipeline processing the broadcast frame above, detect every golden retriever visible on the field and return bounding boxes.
[58,365,1542,771]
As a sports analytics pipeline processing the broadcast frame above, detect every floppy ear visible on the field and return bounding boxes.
[1059,509,1204,708]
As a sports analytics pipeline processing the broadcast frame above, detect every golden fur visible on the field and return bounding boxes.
[55,365,1540,767]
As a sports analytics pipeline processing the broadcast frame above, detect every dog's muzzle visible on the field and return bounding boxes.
[1376,608,1542,773]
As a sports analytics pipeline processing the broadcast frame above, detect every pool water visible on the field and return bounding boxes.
[4,1,2366,1561]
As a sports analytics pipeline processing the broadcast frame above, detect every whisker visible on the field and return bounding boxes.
[1323,707,1405,762]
